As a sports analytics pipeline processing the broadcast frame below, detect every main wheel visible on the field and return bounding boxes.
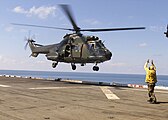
[71,64,76,70]
[93,66,99,71]
[52,62,58,68]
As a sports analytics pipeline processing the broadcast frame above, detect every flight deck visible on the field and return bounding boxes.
[0,76,168,120]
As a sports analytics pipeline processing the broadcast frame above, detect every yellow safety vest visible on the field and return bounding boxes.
[145,69,157,83]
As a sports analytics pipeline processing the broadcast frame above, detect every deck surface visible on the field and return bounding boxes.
[0,76,168,120]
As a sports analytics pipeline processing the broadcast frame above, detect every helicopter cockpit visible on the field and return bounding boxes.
[87,36,105,50]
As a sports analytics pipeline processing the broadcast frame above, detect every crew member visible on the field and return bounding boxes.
[65,44,71,57]
[144,59,157,104]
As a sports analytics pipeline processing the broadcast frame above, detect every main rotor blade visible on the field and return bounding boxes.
[11,23,74,31]
[80,27,145,32]
[59,4,80,32]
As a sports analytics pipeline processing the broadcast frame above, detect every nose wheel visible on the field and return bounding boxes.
[71,63,76,70]
[52,62,58,68]
[93,66,99,71]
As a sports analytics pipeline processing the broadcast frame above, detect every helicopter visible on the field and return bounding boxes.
[164,24,168,38]
[12,5,145,71]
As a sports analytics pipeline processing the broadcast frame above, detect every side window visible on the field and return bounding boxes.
[72,45,81,52]
[88,42,95,50]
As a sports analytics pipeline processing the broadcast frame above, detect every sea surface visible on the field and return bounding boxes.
[0,70,168,87]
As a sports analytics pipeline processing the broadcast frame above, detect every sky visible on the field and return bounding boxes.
[0,0,168,75]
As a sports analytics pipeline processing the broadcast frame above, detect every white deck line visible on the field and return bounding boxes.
[100,87,120,100]
[0,84,11,87]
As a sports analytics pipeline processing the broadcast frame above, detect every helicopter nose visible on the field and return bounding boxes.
[105,51,112,60]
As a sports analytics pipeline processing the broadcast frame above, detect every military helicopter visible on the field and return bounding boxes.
[164,24,168,38]
[12,5,145,71]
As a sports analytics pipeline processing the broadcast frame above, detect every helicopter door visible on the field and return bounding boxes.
[71,44,82,58]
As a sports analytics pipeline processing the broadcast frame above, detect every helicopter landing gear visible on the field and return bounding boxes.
[93,66,99,71]
[71,63,76,70]
[52,62,58,68]
[81,63,85,66]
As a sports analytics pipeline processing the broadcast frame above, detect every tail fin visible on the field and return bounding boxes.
[27,40,39,57]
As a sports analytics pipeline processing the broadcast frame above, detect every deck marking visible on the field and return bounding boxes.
[100,87,120,100]
[0,84,11,87]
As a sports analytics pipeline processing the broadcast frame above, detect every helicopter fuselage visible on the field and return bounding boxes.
[28,33,112,71]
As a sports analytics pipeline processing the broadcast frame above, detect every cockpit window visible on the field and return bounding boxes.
[95,40,105,48]
[96,42,102,48]
[87,36,105,49]
[88,41,105,50]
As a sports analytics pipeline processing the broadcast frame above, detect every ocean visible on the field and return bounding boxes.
[0,70,168,87]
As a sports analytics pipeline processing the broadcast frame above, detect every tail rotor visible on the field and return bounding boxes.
[24,31,36,50]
